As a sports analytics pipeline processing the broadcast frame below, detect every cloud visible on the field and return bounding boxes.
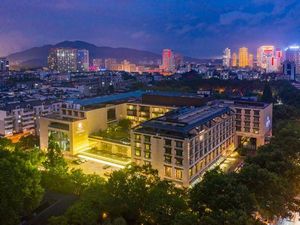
[220,11,267,26]
[131,31,151,39]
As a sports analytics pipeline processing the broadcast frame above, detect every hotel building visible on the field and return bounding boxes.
[39,92,273,187]
[131,105,235,187]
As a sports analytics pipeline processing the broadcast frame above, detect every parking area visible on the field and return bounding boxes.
[66,157,121,178]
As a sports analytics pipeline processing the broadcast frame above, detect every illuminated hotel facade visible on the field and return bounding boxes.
[39,92,272,187]
[131,106,236,187]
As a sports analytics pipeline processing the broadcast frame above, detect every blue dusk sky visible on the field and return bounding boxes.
[1,0,300,58]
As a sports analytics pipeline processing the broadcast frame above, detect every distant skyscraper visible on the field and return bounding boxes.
[285,46,300,74]
[231,52,237,67]
[48,48,77,72]
[257,46,277,72]
[104,58,117,70]
[248,53,254,68]
[222,48,231,67]
[238,47,249,68]
[0,58,9,72]
[283,60,296,80]
[161,49,175,72]
[77,49,89,72]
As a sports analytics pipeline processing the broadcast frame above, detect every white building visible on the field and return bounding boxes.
[0,100,61,136]
[223,48,231,67]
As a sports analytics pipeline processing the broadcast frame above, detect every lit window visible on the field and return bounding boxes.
[135,149,141,157]
[175,168,183,180]
[144,151,151,159]
[144,161,151,166]
[135,142,141,148]
[189,168,193,178]
[144,144,151,150]
[164,166,172,177]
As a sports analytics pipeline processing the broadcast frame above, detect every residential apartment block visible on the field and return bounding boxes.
[0,100,61,136]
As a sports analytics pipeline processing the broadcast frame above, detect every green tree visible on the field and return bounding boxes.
[190,169,257,224]
[112,217,127,225]
[0,137,14,150]
[142,181,188,225]
[15,134,39,151]
[239,164,295,219]
[103,165,161,223]
[261,82,273,103]
[64,202,99,225]
[0,149,44,225]
[172,212,199,225]
[48,216,69,225]
[43,136,67,173]
[118,119,132,131]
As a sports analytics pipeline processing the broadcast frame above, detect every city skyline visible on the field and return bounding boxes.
[1,0,300,58]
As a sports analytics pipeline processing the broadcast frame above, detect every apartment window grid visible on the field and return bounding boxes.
[189,116,234,168]
[189,134,235,180]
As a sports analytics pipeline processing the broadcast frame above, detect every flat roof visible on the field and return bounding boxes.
[67,90,145,106]
[135,105,232,138]
[67,90,205,108]
[43,114,84,122]
[233,100,271,109]
[211,100,271,109]
[143,91,204,98]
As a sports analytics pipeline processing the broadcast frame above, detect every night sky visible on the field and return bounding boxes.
[1,0,300,58]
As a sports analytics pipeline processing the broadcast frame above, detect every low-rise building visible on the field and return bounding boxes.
[0,100,61,136]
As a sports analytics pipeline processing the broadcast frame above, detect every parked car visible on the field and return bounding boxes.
[103,165,111,169]
[72,158,87,165]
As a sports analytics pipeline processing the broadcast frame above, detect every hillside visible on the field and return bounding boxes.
[7,40,213,68]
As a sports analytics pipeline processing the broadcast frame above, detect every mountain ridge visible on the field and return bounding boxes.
[6,40,215,68]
